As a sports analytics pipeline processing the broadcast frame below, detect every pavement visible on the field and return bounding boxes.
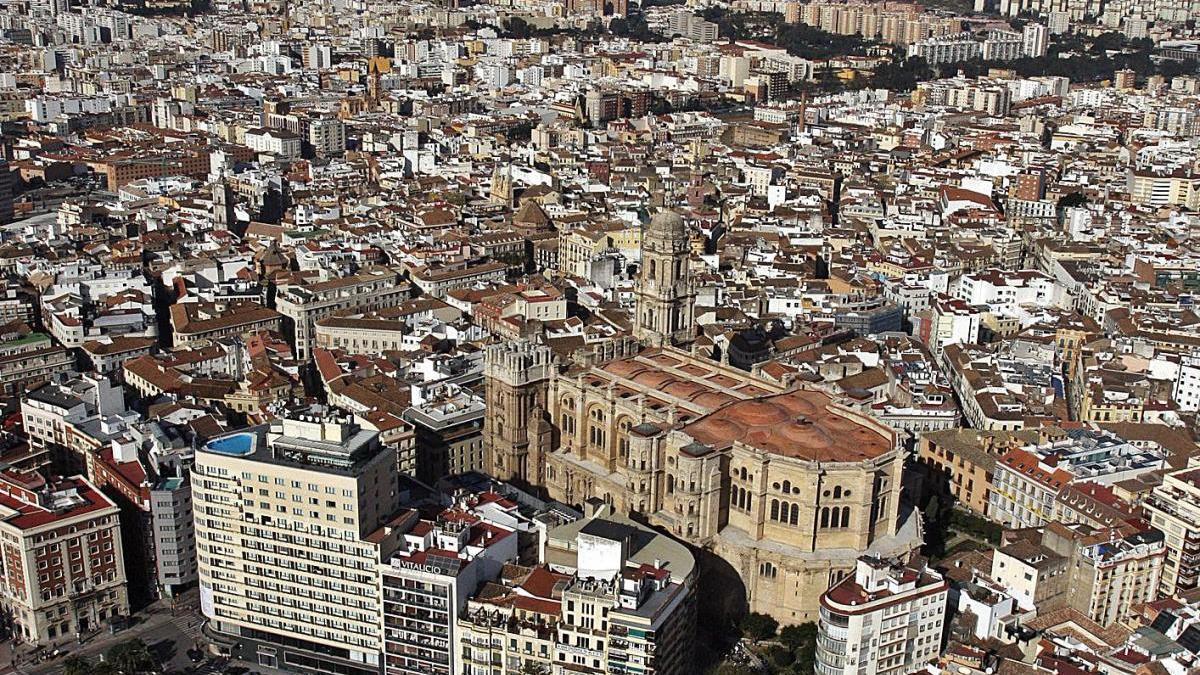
[0,593,209,675]
[0,587,334,675]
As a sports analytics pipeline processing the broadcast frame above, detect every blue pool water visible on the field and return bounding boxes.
[206,433,255,456]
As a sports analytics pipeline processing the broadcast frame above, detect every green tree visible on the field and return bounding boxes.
[740,611,778,641]
[712,665,758,675]
[504,17,532,39]
[257,187,284,224]
[63,656,93,675]
[767,643,796,668]
[789,622,820,673]
[106,638,156,674]
[1057,191,1088,210]
[779,622,818,651]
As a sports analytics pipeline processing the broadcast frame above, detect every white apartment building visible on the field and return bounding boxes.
[908,34,981,65]
[924,295,982,357]
[982,31,1023,61]
[1145,466,1200,597]
[1022,23,1049,57]
[1174,353,1200,412]
[815,556,949,675]
[954,269,1066,316]
[308,116,346,156]
[243,128,302,161]
[380,509,517,675]
[193,409,401,675]
[21,374,134,466]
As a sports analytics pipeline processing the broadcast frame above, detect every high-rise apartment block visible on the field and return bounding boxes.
[193,409,400,675]
[150,474,197,598]
[1145,466,1200,597]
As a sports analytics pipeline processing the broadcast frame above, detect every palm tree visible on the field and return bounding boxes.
[63,656,93,675]
[106,638,156,674]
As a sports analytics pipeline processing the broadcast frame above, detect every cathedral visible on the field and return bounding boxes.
[484,209,922,623]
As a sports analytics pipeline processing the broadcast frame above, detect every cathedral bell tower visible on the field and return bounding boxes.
[634,209,695,348]
[483,341,554,487]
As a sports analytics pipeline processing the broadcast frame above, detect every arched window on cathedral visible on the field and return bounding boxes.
[588,407,606,449]
[833,485,842,499]
[841,506,851,529]
[790,503,800,526]
[770,499,779,521]
[617,418,632,459]
[820,507,830,528]
[781,480,791,493]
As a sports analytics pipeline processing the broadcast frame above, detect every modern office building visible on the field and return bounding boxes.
[193,408,401,675]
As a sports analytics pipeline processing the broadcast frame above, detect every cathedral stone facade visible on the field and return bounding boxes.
[483,209,922,623]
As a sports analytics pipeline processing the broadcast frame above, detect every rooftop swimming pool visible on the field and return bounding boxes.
[206,433,256,456]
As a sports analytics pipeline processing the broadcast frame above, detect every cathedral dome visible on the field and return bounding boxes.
[647,209,686,241]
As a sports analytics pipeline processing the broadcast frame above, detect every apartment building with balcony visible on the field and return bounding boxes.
[0,327,73,397]
[815,556,948,675]
[193,408,401,675]
[457,565,566,675]
[380,508,517,675]
[988,429,1166,529]
[1145,465,1200,597]
[1048,524,1164,629]
[457,513,695,675]
[149,475,197,598]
